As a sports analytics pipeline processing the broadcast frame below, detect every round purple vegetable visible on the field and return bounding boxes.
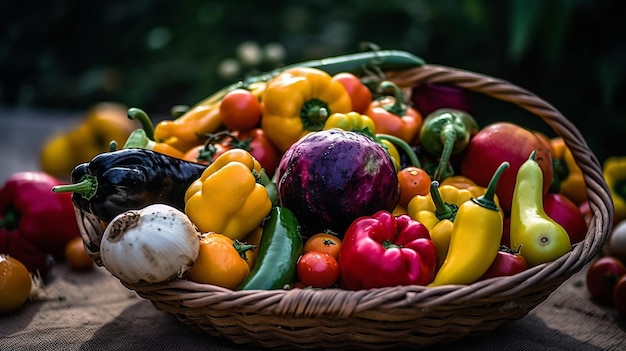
[276,129,399,238]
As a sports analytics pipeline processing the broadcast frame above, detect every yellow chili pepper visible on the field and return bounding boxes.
[184,149,272,240]
[261,66,352,151]
[429,162,509,286]
[40,102,139,179]
[604,156,626,223]
[186,233,256,289]
[407,182,486,267]
[550,137,587,205]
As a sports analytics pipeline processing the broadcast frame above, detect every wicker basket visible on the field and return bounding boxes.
[75,63,614,350]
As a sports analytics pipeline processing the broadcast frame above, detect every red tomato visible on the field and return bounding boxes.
[332,72,372,113]
[586,256,626,305]
[232,128,281,178]
[479,246,527,280]
[543,192,588,244]
[303,233,342,259]
[219,89,262,131]
[397,166,431,208]
[613,274,626,317]
[182,142,232,165]
[296,251,339,288]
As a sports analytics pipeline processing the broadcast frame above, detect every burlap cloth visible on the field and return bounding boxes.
[1,110,625,351]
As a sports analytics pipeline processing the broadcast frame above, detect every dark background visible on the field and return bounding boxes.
[1,0,624,163]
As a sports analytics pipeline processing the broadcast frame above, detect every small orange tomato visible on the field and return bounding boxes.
[397,166,431,208]
[304,233,342,259]
[0,254,32,315]
[65,236,94,272]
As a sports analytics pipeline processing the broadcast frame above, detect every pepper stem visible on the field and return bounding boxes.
[51,174,98,200]
[429,181,456,221]
[127,107,156,140]
[472,162,510,211]
[376,133,421,168]
[379,81,407,116]
[301,99,330,131]
[233,239,257,261]
[433,123,456,182]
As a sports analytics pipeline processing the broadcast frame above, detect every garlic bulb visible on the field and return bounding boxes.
[100,204,200,284]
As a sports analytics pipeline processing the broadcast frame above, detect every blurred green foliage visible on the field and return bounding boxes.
[1,0,624,162]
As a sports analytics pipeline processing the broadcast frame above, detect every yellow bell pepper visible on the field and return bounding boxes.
[184,149,272,240]
[407,182,487,267]
[550,137,587,205]
[186,233,256,289]
[261,66,352,151]
[40,102,139,179]
[604,156,626,223]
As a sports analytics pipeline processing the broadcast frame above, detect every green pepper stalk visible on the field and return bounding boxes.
[429,180,456,221]
[122,108,157,149]
[418,108,479,182]
[376,133,421,168]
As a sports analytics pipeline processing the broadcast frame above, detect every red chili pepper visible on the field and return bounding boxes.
[337,210,438,290]
[0,172,81,270]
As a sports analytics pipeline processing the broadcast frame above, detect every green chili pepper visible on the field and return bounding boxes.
[237,207,303,290]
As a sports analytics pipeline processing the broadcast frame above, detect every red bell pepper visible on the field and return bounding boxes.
[0,172,81,274]
[338,210,438,290]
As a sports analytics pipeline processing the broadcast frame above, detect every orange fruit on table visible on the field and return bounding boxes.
[0,254,32,315]
[65,236,95,272]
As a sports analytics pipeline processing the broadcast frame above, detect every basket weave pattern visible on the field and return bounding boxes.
[78,64,614,350]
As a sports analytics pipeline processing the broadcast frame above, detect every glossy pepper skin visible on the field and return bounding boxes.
[429,162,509,286]
[184,149,272,241]
[187,233,256,290]
[550,137,586,205]
[365,81,423,144]
[407,181,489,267]
[418,108,478,182]
[338,210,438,290]
[52,148,207,224]
[0,172,81,266]
[604,156,626,223]
[261,66,352,151]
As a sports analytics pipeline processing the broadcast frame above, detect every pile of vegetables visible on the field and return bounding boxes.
[50,49,595,293]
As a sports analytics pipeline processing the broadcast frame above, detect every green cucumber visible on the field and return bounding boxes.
[237,207,303,290]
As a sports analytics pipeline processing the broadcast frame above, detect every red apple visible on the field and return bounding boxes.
[460,122,553,214]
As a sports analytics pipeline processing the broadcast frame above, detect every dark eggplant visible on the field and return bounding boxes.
[53,148,207,223]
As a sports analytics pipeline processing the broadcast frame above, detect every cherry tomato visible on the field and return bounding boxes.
[332,72,372,113]
[303,233,342,259]
[586,256,626,305]
[478,246,527,280]
[397,166,431,208]
[296,251,339,288]
[219,88,262,132]
[232,128,281,178]
[613,274,626,317]
[0,254,32,315]
[65,236,94,272]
